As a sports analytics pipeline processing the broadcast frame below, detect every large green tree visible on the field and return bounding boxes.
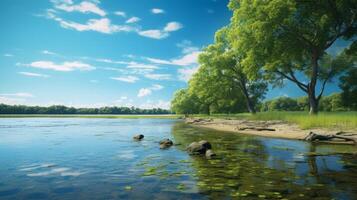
[194,27,267,114]
[229,0,356,114]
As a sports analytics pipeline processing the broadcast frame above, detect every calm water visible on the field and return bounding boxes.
[0,118,357,200]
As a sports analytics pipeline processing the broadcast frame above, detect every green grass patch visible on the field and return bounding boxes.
[191,111,357,129]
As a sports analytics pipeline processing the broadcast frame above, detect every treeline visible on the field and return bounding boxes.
[261,93,356,112]
[171,0,356,115]
[0,104,171,115]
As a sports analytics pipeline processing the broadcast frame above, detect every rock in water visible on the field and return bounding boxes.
[187,142,206,154]
[198,140,212,150]
[159,139,173,149]
[133,134,144,140]
[205,149,216,159]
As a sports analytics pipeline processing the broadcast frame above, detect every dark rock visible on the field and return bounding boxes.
[198,140,212,150]
[187,142,206,154]
[159,139,173,149]
[133,134,144,140]
[205,149,216,159]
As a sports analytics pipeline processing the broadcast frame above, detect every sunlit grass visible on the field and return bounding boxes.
[192,112,357,129]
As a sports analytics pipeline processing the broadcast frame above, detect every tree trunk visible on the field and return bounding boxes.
[308,93,319,115]
[240,80,256,114]
[309,49,319,115]
[206,104,211,115]
[246,98,256,114]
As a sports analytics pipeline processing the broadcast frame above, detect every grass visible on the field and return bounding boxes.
[0,114,182,119]
[191,111,357,130]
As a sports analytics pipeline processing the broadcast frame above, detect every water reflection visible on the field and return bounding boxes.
[171,122,357,199]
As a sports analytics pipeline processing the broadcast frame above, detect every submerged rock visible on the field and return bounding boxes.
[205,149,216,159]
[159,139,173,149]
[198,140,212,150]
[187,140,212,155]
[133,134,144,141]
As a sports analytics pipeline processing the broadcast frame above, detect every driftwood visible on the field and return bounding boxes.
[186,118,213,124]
[238,127,276,131]
[305,132,357,144]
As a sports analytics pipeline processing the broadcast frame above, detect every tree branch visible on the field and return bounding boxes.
[274,70,308,93]
[317,70,334,100]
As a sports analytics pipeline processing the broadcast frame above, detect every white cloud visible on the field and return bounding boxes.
[45,9,180,39]
[138,21,182,39]
[0,93,34,98]
[146,51,201,66]
[144,74,171,80]
[178,66,199,82]
[46,10,134,34]
[177,40,199,54]
[151,84,164,90]
[137,84,164,98]
[4,53,14,57]
[151,8,164,14]
[137,88,152,97]
[145,58,171,65]
[127,63,158,69]
[53,1,106,16]
[171,51,200,66]
[18,72,49,78]
[138,29,168,39]
[111,76,139,83]
[19,61,94,72]
[59,18,134,34]
[115,96,129,103]
[41,50,57,55]
[139,100,170,109]
[94,58,136,65]
[0,96,26,105]
[114,11,126,17]
[126,17,140,24]
[164,22,182,32]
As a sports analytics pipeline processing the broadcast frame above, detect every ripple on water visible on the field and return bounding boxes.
[25,192,48,199]
[0,188,20,197]
[52,187,76,194]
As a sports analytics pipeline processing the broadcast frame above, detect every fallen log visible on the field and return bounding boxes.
[238,127,276,131]
[305,132,357,144]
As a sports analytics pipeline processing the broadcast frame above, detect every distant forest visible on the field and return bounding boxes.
[0,104,171,115]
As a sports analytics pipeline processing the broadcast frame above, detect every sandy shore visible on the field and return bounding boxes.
[185,118,357,144]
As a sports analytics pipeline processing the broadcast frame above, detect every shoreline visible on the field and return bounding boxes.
[185,118,357,145]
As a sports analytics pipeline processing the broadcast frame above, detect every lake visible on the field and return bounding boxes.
[0,118,356,199]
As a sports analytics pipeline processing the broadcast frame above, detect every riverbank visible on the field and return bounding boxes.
[185,117,357,145]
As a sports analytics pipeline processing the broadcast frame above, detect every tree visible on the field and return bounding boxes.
[229,0,356,114]
[171,89,200,115]
[340,67,357,110]
[194,27,267,114]
[339,45,357,110]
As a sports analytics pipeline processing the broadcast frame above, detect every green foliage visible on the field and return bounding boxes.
[171,89,200,115]
[339,66,357,110]
[261,97,299,111]
[0,104,171,115]
[319,93,345,112]
[261,93,353,112]
[228,0,356,114]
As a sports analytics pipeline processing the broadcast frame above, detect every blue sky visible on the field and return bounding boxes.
[0,0,344,109]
